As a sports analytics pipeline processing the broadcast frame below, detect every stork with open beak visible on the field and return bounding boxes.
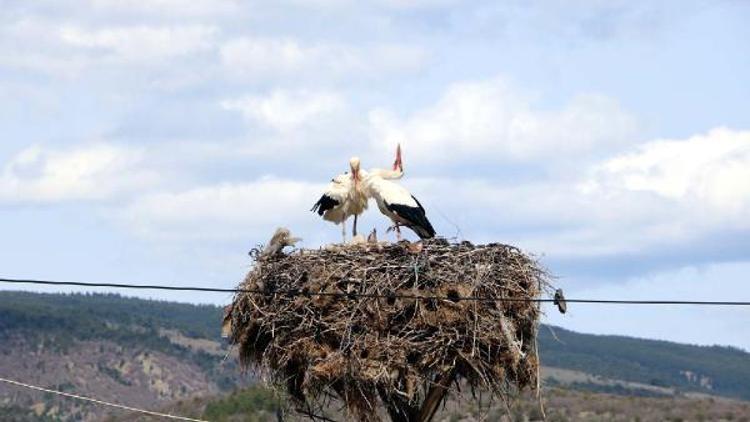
[394,143,403,173]
[361,145,435,240]
[368,144,404,180]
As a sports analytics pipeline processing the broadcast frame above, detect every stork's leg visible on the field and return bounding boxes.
[341,221,347,243]
[353,214,358,237]
[386,223,402,241]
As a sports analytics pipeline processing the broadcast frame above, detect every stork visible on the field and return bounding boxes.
[362,172,435,240]
[311,157,368,242]
[362,144,435,240]
[312,146,404,242]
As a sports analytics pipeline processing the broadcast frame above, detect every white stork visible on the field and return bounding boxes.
[311,157,368,241]
[312,146,405,241]
[362,150,435,240]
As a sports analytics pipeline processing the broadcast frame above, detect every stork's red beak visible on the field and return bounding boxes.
[393,144,403,171]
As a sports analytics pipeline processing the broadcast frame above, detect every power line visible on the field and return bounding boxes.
[2,277,750,306]
[0,277,238,293]
[0,376,208,422]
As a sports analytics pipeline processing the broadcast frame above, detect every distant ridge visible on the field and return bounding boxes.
[539,325,750,400]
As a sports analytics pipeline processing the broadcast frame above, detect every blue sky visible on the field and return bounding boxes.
[1,0,750,349]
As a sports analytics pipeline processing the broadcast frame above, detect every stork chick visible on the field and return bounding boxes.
[261,227,301,257]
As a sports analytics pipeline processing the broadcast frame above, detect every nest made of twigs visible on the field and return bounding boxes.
[227,238,549,421]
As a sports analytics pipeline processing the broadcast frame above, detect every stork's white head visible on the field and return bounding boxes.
[349,156,361,183]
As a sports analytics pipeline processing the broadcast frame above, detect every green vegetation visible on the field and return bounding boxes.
[203,386,282,422]
[0,405,56,422]
[567,381,669,398]
[97,363,131,386]
[0,291,222,341]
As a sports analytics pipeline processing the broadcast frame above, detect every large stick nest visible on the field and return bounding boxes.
[227,238,549,421]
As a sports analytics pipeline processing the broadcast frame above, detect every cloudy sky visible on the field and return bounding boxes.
[1,0,749,349]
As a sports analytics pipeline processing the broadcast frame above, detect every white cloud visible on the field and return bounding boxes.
[0,144,159,203]
[220,90,345,132]
[369,77,637,163]
[0,19,218,76]
[403,177,671,257]
[282,0,457,9]
[59,25,217,62]
[584,128,750,225]
[401,128,750,259]
[88,0,240,16]
[124,178,323,239]
[373,0,458,9]
[220,37,427,80]
[0,18,84,76]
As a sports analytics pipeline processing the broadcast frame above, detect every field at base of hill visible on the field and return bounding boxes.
[107,385,750,422]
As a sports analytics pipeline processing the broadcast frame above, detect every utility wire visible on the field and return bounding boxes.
[0,376,208,422]
[2,277,750,306]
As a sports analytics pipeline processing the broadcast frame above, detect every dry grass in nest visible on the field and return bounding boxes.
[227,238,550,421]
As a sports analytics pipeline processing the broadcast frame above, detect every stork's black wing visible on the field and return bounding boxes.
[385,196,436,239]
[311,194,339,216]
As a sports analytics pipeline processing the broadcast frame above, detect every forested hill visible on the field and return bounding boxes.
[539,325,750,400]
[1,291,749,409]
[0,291,241,421]
[0,291,222,341]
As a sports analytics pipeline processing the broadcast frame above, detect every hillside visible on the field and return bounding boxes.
[539,325,750,400]
[0,291,246,421]
[1,291,749,421]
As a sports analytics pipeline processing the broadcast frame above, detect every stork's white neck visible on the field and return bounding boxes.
[367,167,403,180]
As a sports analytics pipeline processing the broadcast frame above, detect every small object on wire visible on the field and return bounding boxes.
[554,289,567,314]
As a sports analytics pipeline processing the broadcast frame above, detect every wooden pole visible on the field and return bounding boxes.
[414,369,456,422]
[383,368,457,422]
